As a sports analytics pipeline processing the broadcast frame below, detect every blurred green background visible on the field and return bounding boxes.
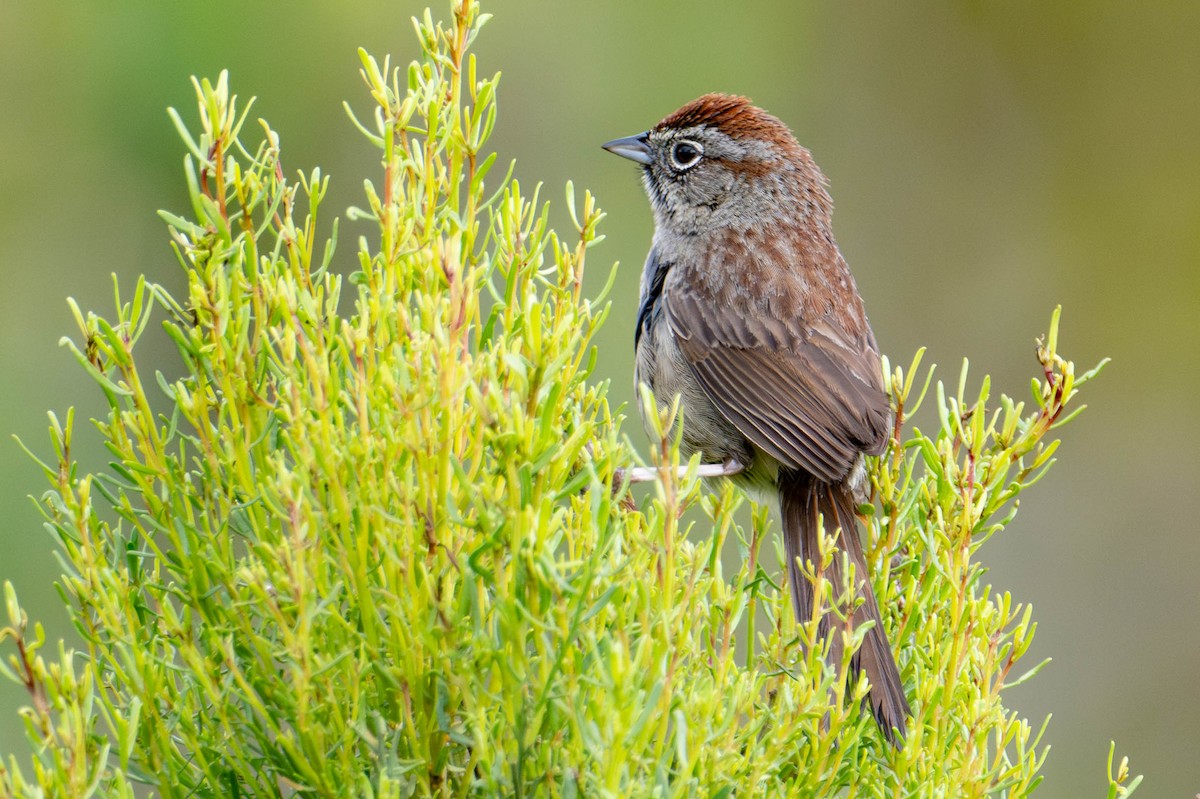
[2,1,1197,794]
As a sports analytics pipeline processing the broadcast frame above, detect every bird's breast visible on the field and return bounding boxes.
[634,307,756,472]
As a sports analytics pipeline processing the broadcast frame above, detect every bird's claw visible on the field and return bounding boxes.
[616,458,744,485]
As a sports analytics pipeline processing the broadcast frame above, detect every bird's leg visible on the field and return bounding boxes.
[618,458,745,485]
[696,458,746,479]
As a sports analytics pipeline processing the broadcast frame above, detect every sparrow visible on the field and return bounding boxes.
[603,94,910,744]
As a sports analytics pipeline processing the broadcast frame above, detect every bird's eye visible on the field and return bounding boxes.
[670,140,703,171]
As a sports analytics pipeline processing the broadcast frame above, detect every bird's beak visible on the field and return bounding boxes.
[602,132,652,165]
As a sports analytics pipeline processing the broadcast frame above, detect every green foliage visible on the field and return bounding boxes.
[0,2,1140,797]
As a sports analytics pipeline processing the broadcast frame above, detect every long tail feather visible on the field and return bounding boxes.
[780,470,910,745]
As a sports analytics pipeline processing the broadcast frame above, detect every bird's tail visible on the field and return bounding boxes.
[779,470,910,746]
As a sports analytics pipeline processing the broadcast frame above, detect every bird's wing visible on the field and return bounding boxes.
[664,267,890,484]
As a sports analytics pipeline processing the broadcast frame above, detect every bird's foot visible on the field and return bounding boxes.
[618,458,745,485]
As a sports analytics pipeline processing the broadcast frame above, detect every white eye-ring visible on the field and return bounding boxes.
[669,139,704,171]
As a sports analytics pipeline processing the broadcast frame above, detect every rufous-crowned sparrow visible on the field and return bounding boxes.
[603,94,910,744]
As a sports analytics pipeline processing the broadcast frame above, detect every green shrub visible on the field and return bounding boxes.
[1,2,1140,796]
